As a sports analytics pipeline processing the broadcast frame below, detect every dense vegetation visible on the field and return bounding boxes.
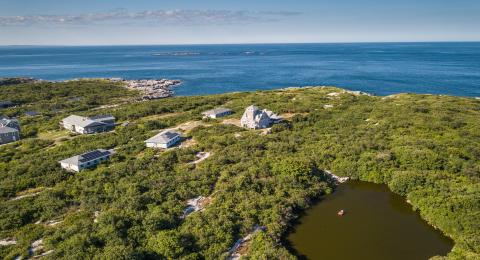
[0,81,479,259]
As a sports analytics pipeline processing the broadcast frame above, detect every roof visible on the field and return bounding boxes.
[25,111,39,116]
[0,126,18,134]
[0,117,19,129]
[265,110,282,120]
[0,118,11,125]
[202,108,232,116]
[89,114,115,122]
[62,115,106,128]
[59,149,112,166]
[0,101,14,106]
[242,105,262,120]
[145,130,180,144]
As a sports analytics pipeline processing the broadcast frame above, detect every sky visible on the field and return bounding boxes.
[0,0,479,45]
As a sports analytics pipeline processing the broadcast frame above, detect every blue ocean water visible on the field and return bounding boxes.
[0,42,479,97]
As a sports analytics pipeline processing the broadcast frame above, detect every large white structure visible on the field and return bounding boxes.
[59,149,113,172]
[61,114,115,134]
[202,108,233,119]
[145,130,181,149]
[240,105,282,129]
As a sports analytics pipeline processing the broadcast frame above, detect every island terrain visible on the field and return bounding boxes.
[0,80,478,259]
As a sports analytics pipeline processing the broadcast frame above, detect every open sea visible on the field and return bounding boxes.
[0,42,479,97]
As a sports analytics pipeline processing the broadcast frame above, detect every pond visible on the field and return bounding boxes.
[287,181,453,260]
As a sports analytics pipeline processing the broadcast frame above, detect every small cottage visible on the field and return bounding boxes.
[59,149,113,172]
[202,108,233,119]
[0,127,19,145]
[145,130,181,149]
[24,111,39,117]
[0,116,20,145]
[61,114,115,134]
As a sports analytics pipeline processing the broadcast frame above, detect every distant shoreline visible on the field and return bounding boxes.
[1,43,479,97]
[1,41,480,48]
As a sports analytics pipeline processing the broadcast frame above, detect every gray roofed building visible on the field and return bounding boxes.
[61,114,115,134]
[0,126,20,145]
[0,116,20,131]
[145,130,181,149]
[240,105,282,129]
[59,149,113,172]
[0,126,18,134]
[0,101,14,109]
[202,108,233,119]
[25,111,39,117]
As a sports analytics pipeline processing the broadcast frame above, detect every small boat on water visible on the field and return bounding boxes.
[337,210,345,216]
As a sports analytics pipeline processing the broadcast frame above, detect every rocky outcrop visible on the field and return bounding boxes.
[119,79,182,99]
[324,170,350,184]
[0,77,40,86]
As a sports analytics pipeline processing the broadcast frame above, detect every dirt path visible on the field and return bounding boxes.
[221,118,242,127]
[172,120,209,133]
[189,152,211,164]
[227,226,266,260]
[11,187,51,201]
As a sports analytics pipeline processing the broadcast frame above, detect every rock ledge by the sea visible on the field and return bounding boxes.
[115,79,182,99]
[0,77,43,86]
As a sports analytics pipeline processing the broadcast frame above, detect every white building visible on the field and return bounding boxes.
[0,126,20,145]
[61,114,115,134]
[59,149,113,172]
[145,130,181,149]
[202,108,233,119]
[0,116,20,144]
[240,105,282,129]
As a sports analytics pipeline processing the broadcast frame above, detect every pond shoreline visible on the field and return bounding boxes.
[283,180,454,260]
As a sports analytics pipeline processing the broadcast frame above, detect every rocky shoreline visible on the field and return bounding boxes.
[1,77,182,99]
[114,78,182,99]
[0,77,43,86]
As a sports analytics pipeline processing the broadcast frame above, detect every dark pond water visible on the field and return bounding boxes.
[287,181,453,260]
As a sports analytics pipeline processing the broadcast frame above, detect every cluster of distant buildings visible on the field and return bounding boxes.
[3,102,281,172]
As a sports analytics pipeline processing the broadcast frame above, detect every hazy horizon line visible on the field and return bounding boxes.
[1,40,480,47]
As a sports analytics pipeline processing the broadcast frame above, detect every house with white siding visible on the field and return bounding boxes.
[240,105,282,129]
[202,108,233,119]
[0,116,20,145]
[61,114,115,134]
[59,149,113,172]
[145,130,181,149]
